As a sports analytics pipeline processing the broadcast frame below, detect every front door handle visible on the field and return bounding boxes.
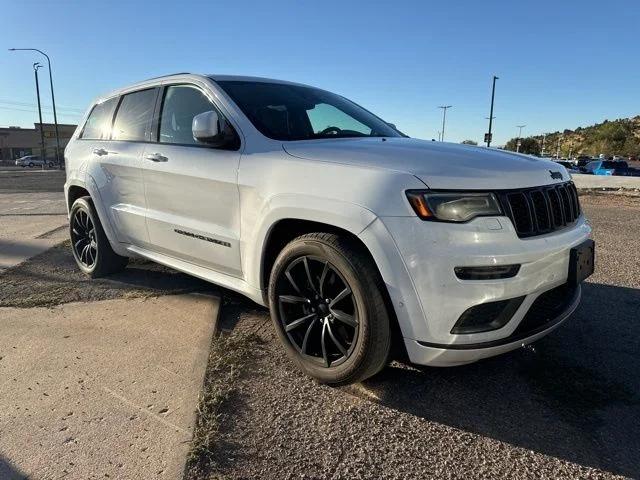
[145,153,168,162]
[93,148,108,156]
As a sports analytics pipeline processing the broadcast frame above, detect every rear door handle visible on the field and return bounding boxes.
[145,153,168,162]
[93,148,108,156]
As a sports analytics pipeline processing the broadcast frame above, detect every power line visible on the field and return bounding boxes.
[0,105,81,118]
[0,99,84,113]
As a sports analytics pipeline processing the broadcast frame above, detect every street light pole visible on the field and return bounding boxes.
[516,124,526,152]
[33,63,46,170]
[438,105,452,142]
[556,135,562,159]
[486,75,499,147]
[541,133,546,157]
[9,48,61,166]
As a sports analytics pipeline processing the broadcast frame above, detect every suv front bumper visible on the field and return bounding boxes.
[361,214,592,366]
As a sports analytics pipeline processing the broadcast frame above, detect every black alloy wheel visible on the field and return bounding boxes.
[268,233,391,385]
[69,196,128,277]
[70,208,98,269]
[276,255,359,368]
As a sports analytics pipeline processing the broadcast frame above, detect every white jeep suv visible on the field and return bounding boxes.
[64,73,594,385]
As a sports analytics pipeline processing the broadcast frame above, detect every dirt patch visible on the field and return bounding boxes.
[0,241,212,308]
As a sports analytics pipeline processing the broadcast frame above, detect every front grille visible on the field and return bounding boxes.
[499,181,581,238]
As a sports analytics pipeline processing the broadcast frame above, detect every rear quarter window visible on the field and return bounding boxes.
[80,97,118,140]
[111,88,157,141]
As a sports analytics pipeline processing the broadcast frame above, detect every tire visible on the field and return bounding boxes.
[28,163,34,168]
[69,196,128,278]
[268,233,391,385]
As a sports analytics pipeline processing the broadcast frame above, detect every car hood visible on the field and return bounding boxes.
[283,137,569,189]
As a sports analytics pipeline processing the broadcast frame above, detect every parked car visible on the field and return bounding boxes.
[15,155,55,168]
[575,155,592,168]
[582,160,638,176]
[64,74,594,385]
[554,160,579,173]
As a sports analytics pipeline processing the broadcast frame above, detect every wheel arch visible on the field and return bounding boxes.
[65,177,130,258]
[258,216,408,361]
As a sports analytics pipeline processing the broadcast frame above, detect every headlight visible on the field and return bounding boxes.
[406,191,502,222]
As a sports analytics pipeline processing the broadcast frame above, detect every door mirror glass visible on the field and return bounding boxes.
[192,110,221,144]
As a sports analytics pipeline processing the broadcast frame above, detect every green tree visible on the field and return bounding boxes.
[504,137,541,155]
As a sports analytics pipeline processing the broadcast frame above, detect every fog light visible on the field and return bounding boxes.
[454,264,520,280]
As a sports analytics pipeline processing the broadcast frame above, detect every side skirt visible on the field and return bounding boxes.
[126,245,265,306]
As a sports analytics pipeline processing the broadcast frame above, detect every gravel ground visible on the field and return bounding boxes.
[186,194,640,480]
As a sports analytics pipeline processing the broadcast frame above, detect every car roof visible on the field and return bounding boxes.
[95,73,314,104]
[207,74,313,88]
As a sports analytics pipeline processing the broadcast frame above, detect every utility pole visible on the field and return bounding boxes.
[486,75,499,147]
[541,133,546,157]
[556,135,562,159]
[9,48,61,167]
[516,124,526,152]
[33,63,46,169]
[438,105,452,142]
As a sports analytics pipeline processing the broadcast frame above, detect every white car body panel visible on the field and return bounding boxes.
[64,73,592,367]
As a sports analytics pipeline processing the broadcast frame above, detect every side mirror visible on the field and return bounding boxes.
[193,110,220,144]
[387,122,397,130]
[192,110,237,148]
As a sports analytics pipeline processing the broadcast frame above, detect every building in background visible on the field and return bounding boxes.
[0,123,76,162]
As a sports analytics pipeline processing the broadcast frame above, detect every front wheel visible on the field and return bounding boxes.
[69,196,128,277]
[268,233,391,385]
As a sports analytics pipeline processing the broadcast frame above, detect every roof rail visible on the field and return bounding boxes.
[142,72,191,82]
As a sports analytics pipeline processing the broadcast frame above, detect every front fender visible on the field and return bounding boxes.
[243,193,378,295]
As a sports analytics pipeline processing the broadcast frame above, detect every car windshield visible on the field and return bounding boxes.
[215,80,401,141]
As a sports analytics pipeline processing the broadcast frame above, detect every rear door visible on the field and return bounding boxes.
[141,83,242,276]
[96,88,158,246]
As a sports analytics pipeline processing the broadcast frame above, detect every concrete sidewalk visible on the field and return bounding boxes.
[0,293,218,479]
[0,191,68,272]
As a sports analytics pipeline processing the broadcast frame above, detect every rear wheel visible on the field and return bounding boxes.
[28,162,34,167]
[69,196,128,277]
[268,233,390,385]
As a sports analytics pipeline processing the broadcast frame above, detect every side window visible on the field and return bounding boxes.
[80,97,118,140]
[111,89,157,141]
[159,85,216,145]
[306,103,371,136]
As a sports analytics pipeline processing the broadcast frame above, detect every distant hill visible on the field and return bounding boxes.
[504,116,640,158]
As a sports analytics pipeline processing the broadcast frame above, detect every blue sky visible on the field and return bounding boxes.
[1,0,638,145]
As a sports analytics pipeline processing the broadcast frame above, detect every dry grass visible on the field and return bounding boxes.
[185,331,264,480]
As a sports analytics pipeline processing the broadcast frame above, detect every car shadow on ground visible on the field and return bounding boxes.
[0,242,213,308]
[0,455,27,480]
[349,282,640,477]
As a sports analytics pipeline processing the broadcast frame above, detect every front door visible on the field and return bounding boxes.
[142,84,242,277]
